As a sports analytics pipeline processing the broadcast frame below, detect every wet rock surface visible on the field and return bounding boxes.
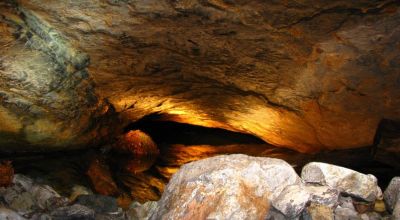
[0,0,399,152]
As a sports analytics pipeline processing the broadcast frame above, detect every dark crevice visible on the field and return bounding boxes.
[124,113,266,146]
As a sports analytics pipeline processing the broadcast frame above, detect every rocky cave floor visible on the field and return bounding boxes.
[0,119,400,219]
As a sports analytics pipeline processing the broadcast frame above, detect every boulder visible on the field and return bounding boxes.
[301,162,381,201]
[111,130,159,173]
[384,177,400,213]
[151,154,300,220]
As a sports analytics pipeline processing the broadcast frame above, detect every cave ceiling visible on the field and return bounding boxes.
[0,0,399,152]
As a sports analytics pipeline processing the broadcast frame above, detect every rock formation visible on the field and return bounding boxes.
[0,0,399,153]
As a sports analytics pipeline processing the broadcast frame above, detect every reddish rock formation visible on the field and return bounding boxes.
[0,0,399,152]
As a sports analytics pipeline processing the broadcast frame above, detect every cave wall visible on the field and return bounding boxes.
[0,0,399,152]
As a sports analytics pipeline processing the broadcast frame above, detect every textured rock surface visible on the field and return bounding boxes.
[0,1,116,152]
[305,184,339,207]
[302,162,382,202]
[127,201,158,220]
[50,204,95,220]
[272,184,311,218]
[384,177,400,213]
[0,0,399,152]
[151,154,300,220]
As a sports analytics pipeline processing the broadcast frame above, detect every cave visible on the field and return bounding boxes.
[0,0,400,219]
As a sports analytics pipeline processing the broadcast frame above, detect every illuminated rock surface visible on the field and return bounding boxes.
[0,0,399,152]
[151,154,300,219]
[301,162,382,202]
[148,155,391,219]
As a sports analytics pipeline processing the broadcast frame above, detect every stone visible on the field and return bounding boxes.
[353,200,374,214]
[303,203,334,220]
[305,184,339,207]
[127,201,158,220]
[6,191,35,214]
[69,185,93,202]
[373,199,385,213]
[272,184,311,218]
[338,196,356,210]
[365,212,383,220]
[75,194,119,214]
[384,177,400,213]
[0,178,36,214]
[0,0,399,153]
[334,207,360,220]
[301,162,382,201]
[393,201,400,220]
[151,154,300,219]
[111,130,159,173]
[0,207,26,220]
[31,184,69,210]
[50,204,95,220]
[265,208,287,220]
[12,175,34,192]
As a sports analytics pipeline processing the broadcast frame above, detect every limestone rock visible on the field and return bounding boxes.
[272,184,311,218]
[302,203,334,220]
[127,201,158,220]
[393,201,400,220]
[69,185,93,202]
[334,207,360,220]
[265,208,287,220]
[151,154,300,220]
[50,204,95,220]
[384,177,400,213]
[301,162,381,201]
[31,184,69,210]
[0,207,26,220]
[0,175,36,214]
[305,184,339,207]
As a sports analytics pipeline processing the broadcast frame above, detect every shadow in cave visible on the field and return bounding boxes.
[118,114,400,203]
[124,113,266,146]
[1,115,400,204]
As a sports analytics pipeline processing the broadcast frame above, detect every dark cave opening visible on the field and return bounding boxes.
[123,113,266,146]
